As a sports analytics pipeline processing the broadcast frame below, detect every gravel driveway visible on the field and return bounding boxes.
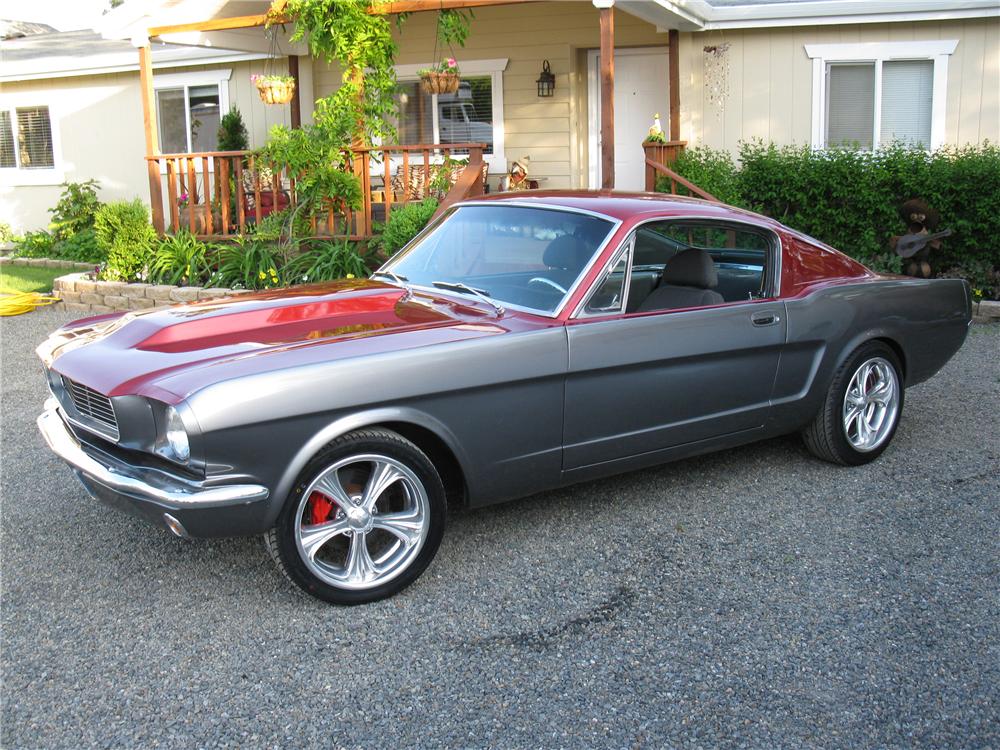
[2,307,998,749]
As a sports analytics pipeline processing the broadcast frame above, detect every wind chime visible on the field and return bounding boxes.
[703,42,731,117]
[252,25,296,105]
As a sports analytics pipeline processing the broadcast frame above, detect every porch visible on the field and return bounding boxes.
[127,0,709,239]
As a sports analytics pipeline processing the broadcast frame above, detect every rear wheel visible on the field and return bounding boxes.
[803,342,903,466]
[266,429,446,604]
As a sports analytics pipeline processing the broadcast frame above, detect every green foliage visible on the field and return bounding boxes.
[377,198,439,257]
[94,200,157,281]
[150,231,214,286]
[286,238,370,283]
[217,108,250,151]
[209,235,284,290]
[665,141,1000,295]
[0,221,14,243]
[49,180,101,240]
[284,0,400,147]
[437,8,473,47]
[659,146,743,207]
[12,230,56,259]
[54,228,104,264]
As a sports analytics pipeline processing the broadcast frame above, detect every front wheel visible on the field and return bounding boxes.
[266,429,446,604]
[802,342,904,466]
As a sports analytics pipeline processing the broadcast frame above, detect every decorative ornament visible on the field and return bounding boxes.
[647,112,666,143]
[703,43,731,117]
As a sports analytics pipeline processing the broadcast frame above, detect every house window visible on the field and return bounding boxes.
[806,40,957,150]
[153,70,231,154]
[392,59,507,170]
[0,106,55,169]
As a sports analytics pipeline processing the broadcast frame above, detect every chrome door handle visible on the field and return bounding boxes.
[751,312,780,326]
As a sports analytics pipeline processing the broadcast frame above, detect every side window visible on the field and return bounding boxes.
[625,220,775,314]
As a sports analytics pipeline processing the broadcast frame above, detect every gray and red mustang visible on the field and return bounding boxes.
[36,192,972,604]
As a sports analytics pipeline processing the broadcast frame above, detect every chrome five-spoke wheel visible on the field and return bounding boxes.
[295,454,429,590]
[803,341,904,466]
[842,357,900,453]
[268,429,446,604]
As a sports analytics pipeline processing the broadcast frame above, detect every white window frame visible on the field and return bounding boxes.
[392,58,507,173]
[0,97,63,186]
[806,40,957,150]
[152,68,231,171]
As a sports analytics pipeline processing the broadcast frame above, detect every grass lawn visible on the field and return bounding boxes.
[0,265,66,295]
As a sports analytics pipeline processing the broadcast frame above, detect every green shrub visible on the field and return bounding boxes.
[12,230,56,258]
[53,228,104,264]
[665,141,1000,296]
[0,221,14,244]
[209,236,284,290]
[377,198,439,257]
[150,231,213,286]
[217,108,249,152]
[287,238,370,283]
[49,180,101,240]
[94,200,157,281]
[659,146,743,207]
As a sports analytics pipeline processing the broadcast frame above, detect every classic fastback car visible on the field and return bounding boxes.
[37,193,972,604]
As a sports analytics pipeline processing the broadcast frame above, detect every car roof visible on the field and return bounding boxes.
[468,190,780,227]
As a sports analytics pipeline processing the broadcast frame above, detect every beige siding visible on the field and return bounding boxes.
[679,18,1000,155]
[0,59,295,231]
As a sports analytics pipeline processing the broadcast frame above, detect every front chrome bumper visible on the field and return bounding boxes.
[37,400,271,537]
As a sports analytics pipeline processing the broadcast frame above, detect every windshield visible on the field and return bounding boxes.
[382,204,616,314]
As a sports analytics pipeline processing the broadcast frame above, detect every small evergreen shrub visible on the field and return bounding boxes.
[217,109,250,152]
[94,200,157,281]
[377,198,439,257]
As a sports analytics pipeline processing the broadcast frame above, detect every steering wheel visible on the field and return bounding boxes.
[528,277,568,295]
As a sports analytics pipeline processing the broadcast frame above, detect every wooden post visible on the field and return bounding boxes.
[288,55,302,129]
[598,2,615,190]
[138,43,165,234]
[668,29,680,142]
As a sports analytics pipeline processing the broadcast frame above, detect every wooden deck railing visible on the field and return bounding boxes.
[145,143,488,240]
[642,140,719,203]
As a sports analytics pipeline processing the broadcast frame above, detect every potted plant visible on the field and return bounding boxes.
[252,74,296,105]
[419,58,460,95]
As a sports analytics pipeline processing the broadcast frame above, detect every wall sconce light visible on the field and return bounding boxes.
[536,60,555,97]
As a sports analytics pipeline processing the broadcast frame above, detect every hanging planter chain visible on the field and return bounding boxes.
[253,25,296,106]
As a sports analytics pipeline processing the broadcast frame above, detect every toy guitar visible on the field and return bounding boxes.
[895,229,953,258]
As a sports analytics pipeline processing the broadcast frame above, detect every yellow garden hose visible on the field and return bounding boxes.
[0,292,60,317]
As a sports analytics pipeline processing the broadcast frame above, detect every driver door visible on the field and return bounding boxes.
[562,221,786,470]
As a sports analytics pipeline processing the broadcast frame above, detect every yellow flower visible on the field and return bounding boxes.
[259,271,266,280]
[269,267,277,275]
[346,273,355,279]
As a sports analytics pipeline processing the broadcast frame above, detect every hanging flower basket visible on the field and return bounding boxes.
[418,59,461,95]
[252,74,296,105]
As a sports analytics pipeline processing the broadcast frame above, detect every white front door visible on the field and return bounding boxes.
[588,47,669,191]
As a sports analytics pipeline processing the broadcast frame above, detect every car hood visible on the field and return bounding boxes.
[40,279,532,403]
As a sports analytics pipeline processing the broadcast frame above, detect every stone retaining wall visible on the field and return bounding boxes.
[52,273,247,315]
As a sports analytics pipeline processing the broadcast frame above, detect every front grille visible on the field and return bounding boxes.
[62,377,119,438]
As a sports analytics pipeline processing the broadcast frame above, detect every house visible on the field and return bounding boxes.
[3,0,997,235]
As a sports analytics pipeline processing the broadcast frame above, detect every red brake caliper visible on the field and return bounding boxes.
[307,491,335,525]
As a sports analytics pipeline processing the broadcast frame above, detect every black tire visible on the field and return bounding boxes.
[265,428,446,605]
[802,341,904,466]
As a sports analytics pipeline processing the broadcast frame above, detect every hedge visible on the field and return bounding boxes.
[660,141,1000,298]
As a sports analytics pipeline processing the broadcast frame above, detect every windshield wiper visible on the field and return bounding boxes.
[431,281,505,316]
[371,271,413,299]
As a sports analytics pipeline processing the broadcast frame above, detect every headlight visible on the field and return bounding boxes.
[164,406,190,463]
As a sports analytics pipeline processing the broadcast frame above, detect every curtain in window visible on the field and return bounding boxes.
[880,60,933,147]
[15,106,54,168]
[826,64,875,149]
[0,111,15,168]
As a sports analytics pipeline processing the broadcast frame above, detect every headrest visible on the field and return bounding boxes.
[662,248,718,289]
[543,235,591,270]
